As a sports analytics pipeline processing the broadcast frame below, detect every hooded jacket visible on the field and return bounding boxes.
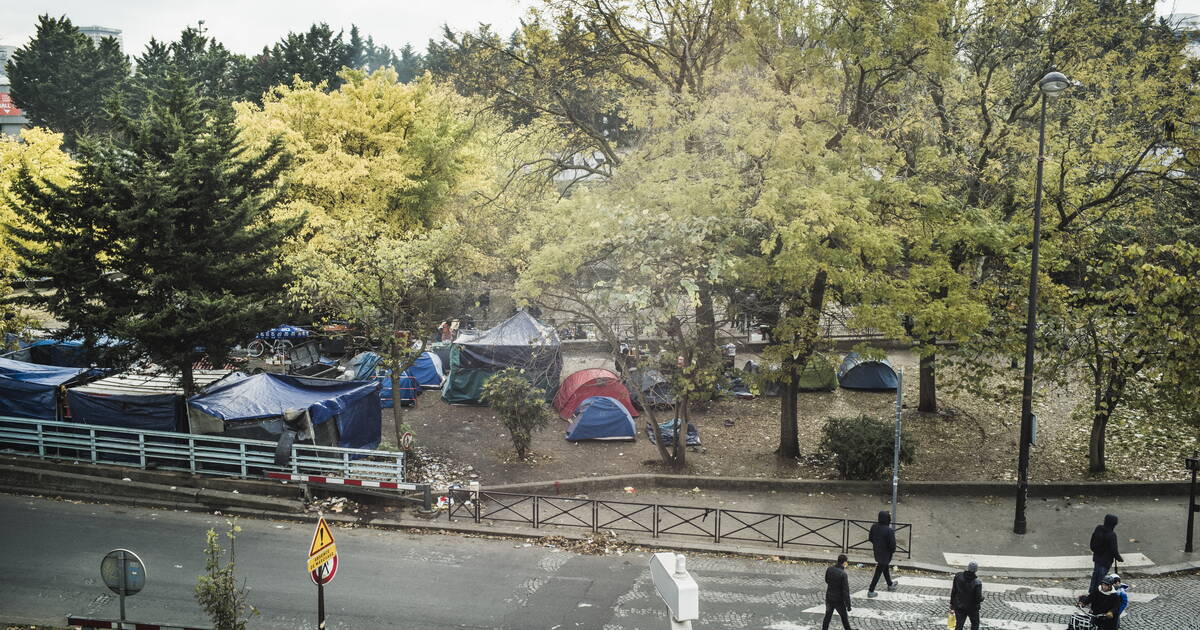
[1090,514,1124,566]
[824,563,851,606]
[950,570,984,612]
[868,511,897,563]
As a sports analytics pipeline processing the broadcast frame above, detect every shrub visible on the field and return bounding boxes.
[195,520,257,630]
[481,368,554,460]
[820,415,916,480]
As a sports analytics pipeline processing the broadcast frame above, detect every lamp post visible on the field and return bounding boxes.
[1014,71,1070,536]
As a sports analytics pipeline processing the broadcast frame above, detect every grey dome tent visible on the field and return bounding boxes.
[837,352,898,391]
[441,311,562,405]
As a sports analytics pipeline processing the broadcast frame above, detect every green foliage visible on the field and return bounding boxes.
[8,75,299,393]
[125,24,257,113]
[195,521,257,630]
[481,368,554,460]
[5,15,130,147]
[820,415,916,480]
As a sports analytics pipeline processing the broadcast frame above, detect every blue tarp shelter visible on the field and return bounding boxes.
[2,336,125,368]
[837,352,899,391]
[67,369,240,432]
[378,372,420,408]
[0,357,90,420]
[565,396,636,442]
[408,351,445,389]
[255,325,311,340]
[188,373,381,450]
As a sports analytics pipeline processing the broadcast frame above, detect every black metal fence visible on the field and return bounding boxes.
[447,490,911,558]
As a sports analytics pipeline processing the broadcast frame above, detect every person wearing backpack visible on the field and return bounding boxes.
[949,561,984,630]
[1089,514,1124,592]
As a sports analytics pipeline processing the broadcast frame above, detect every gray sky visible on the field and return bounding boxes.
[2,0,1198,57]
[2,1,533,56]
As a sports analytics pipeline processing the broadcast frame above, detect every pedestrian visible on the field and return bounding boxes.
[1076,574,1122,629]
[867,510,897,597]
[1089,514,1124,592]
[949,561,984,630]
[822,553,853,630]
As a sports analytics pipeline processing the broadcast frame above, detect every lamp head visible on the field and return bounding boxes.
[1039,71,1070,97]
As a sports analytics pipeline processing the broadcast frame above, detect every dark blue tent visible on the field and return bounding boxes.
[188,373,381,450]
[2,336,125,368]
[565,396,636,442]
[837,352,899,390]
[67,369,241,432]
[378,372,420,408]
[408,351,445,389]
[255,324,311,339]
[0,357,90,420]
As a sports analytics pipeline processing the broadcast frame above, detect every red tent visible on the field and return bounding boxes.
[553,368,639,419]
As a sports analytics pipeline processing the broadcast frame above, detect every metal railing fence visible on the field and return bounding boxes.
[448,489,911,557]
[0,416,404,483]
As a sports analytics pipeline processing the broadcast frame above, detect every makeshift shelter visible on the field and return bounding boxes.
[2,336,124,368]
[0,357,92,420]
[646,420,701,447]
[837,352,899,391]
[378,371,420,408]
[565,396,636,441]
[553,368,638,419]
[67,368,241,432]
[798,354,838,392]
[631,369,675,409]
[255,324,311,340]
[407,351,446,389]
[188,373,381,450]
[441,311,562,405]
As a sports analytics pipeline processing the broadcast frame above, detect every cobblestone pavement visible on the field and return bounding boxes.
[601,557,1200,630]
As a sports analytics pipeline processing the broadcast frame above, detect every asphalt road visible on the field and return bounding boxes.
[2,493,1197,630]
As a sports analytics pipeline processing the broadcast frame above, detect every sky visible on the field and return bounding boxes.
[1,1,534,56]
[1,0,1198,57]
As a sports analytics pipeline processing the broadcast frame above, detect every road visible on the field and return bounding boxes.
[1,493,1197,629]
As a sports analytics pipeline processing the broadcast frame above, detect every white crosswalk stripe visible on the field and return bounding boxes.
[798,603,1069,630]
[943,552,1155,570]
[1007,601,1093,616]
[896,575,1158,602]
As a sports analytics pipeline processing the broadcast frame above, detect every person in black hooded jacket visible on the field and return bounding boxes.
[1089,514,1124,592]
[867,510,896,596]
[822,554,853,630]
[949,561,984,630]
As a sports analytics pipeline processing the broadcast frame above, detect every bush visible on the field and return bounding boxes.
[195,520,257,630]
[820,415,916,480]
[481,368,554,460]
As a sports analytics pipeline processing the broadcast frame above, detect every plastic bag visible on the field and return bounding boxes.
[947,611,956,629]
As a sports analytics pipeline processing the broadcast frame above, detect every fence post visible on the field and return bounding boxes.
[533,495,540,528]
[841,519,849,554]
[188,436,196,474]
[653,504,659,538]
[714,509,722,544]
[138,433,146,469]
[592,500,598,534]
[36,421,44,458]
[777,514,784,550]
[342,451,350,478]
[474,491,481,523]
[239,442,247,477]
[422,485,433,512]
[89,428,97,464]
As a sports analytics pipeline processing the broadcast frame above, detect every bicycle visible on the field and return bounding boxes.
[1066,611,1109,630]
[246,337,295,358]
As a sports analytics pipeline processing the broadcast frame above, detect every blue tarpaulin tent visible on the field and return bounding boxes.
[188,373,381,450]
[255,325,311,340]
[565,396,636,442]
[67,369,241,432]
[0,357,90,420]
[2,336,125,368]
[378,372,420,408]
[408,351,445,389]
[837,352,899,390]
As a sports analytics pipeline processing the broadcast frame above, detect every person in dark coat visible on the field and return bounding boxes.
[867,510,897,596]
[1077,574,1122,630]
[822,554,853,630]
[949,561,984,630]
[1089,514,1124,592]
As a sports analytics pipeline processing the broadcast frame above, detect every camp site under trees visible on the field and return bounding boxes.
[1,1,1198,491]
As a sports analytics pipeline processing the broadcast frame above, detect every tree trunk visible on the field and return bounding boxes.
[673,396,688,469]
[181,361,196,398]
[918,348,936,413]
[695,281,719,398]
[777,365,800,458]
[1088,409,1109,473]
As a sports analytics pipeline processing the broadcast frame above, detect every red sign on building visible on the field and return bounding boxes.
[0,92,24,116]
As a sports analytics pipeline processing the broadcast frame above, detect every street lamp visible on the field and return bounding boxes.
[1014,71,1070,536]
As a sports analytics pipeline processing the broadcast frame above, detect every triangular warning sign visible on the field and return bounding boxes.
[309,517,335,556]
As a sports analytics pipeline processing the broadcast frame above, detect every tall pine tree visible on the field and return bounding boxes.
[8,74,299,394]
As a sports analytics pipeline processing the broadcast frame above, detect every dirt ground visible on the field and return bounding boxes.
[389,349,1198,488]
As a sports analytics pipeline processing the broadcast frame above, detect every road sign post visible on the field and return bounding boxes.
[100,549,146,630]
[1186,451,1198,553]
[308,516,338,630]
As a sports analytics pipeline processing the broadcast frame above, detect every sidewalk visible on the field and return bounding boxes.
[578,485,1198,575]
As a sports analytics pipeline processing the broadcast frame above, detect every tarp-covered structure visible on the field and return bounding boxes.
[631,369,674,409]
[408,351,446,389]
[837,352,899,391]
[553,368,638,419]
[1,336,125,368]
[441,311,562,405]
[67,368,241,432]
[0,357,91,420]
[339,352,420,408]
[188,373,381,450]
[565,396,636,441]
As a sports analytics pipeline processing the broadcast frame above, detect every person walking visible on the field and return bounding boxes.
[867,510,897,597]
[822,554,853,630]
[949,561,984,630]
[1089,514,1124,592]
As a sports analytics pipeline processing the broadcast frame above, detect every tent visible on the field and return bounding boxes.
[565,396,636,441]
[441,311,562,405]
[255,324,311,339]
[408,351,446,389]
[798,354,838,392]
[553,368,638,419]
[837,352,899,391]
[67,368,242,432]
[0,357,91,420]
[378,372,421,408]
[188,373,381,450]
[632,369,675,409]
[1,336,125,368]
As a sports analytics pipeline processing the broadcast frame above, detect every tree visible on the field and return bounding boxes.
[195,521,257,630]
[0,128,75,279]
[5,15,130,148]
[244,23,361,98]
[481,368,555,460]
[9,75,299,394]
[126,23,256,112]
